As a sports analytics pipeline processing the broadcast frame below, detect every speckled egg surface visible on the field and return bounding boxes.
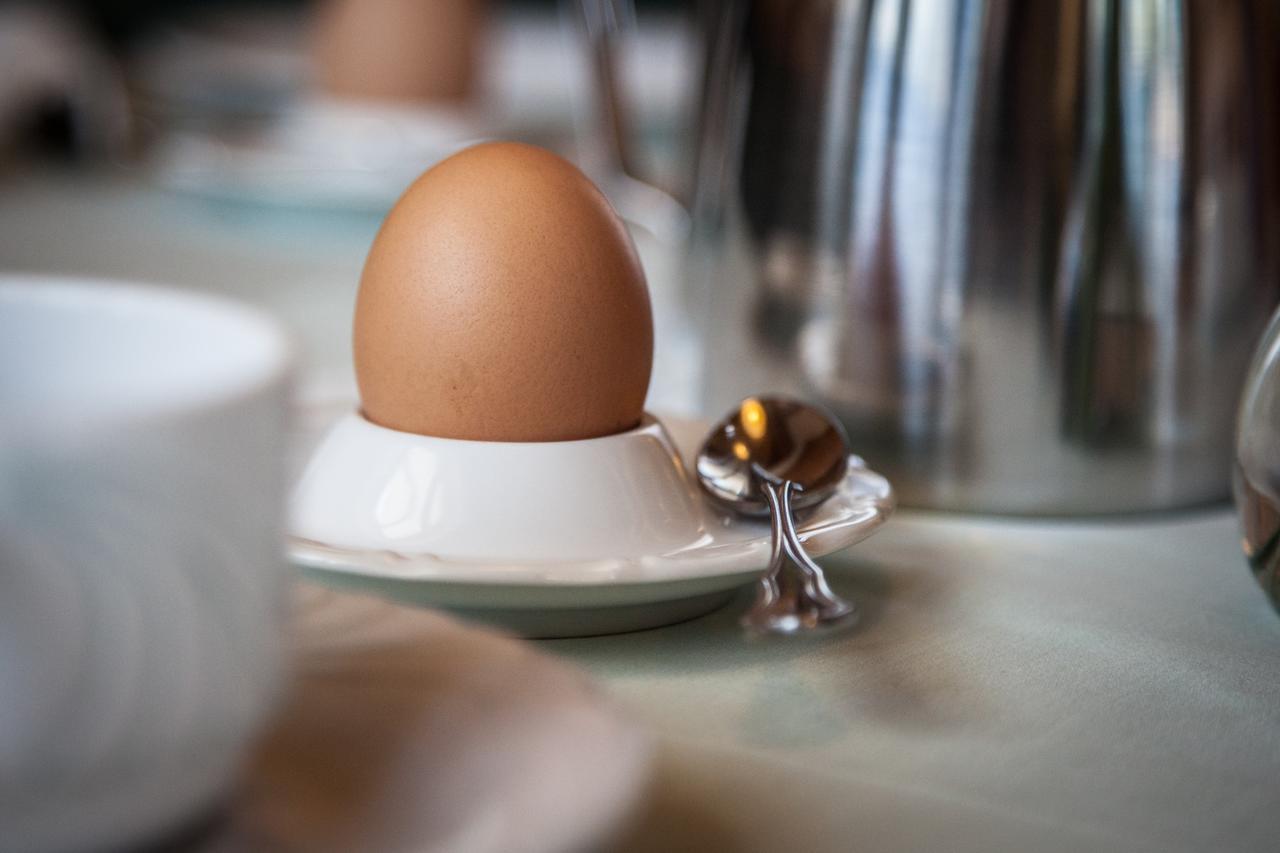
[353,142,653,442]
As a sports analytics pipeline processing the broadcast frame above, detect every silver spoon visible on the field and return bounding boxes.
[696,396,857,635]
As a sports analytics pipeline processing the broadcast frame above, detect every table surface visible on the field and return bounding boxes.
[3,172,1278,853]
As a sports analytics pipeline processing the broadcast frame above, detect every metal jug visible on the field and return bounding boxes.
[690,0,1280,513]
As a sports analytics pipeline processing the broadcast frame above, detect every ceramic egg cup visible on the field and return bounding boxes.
[293,412,700,560]
[289,407,895,637]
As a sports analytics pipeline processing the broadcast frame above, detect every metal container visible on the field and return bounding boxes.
[690,0,1280,513]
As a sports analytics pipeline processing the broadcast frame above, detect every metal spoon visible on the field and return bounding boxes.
[696,396,857,635]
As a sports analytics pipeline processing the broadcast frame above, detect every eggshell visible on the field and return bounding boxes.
[311,0,486,103]
[354,142,654,442]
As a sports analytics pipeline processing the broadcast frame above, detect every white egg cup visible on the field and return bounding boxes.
[291,412,707,562]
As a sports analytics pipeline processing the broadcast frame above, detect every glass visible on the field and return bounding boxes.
[1234,307,1280,614]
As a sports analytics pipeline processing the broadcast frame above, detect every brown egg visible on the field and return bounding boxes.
[311,0,487,104]
[354,142,653,442]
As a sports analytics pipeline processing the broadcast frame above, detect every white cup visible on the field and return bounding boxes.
[0,276,294,852]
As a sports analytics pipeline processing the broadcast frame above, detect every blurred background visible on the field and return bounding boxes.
[6,0,1280,516]
[0,0,693,176]
[0,0,702,408]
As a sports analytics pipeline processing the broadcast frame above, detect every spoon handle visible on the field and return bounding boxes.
[777,481,854,619]
[741,480,857,634]
[740,480,789,630]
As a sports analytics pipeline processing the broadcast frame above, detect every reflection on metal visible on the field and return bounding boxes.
[740,396,768,439]
[693,0,1280,513]
[698,395,851,514]
[697,396,856,633]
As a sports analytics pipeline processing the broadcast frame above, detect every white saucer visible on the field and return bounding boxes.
[288,402,895,637]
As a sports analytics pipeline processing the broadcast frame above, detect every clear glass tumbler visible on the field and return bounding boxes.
[1234,308,1280,614]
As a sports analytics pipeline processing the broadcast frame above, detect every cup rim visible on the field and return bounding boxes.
[352,409,662,446]
[0,274,294,435]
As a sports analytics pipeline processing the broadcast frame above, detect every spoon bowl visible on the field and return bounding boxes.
[698,397,850,515]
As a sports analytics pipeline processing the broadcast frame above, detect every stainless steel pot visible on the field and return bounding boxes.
[690,0,1280,513]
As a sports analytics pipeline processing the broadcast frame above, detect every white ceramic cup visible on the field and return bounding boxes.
[0,276,294,853]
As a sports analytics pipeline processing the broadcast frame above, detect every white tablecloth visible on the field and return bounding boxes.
[577,510,1280,852]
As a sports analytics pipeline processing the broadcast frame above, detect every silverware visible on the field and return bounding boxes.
[697,396,856,634]
[691,0,1280,514]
